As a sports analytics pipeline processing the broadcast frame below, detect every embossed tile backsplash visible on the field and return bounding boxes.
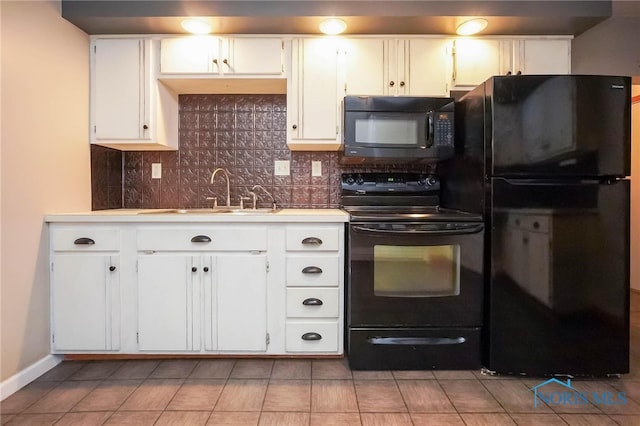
[91,94,430,210]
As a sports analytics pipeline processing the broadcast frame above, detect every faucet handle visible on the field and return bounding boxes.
[239,196,250,210]
[206,196,218,208]
[248,192,257,210]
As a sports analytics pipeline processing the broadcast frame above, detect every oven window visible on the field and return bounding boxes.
[355,116,419,145]
[374,244,460,297]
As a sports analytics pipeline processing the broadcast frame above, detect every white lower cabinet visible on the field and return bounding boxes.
[136,226,268,353]
[216,254,268,352]
[136,254,206,351]
[51,254,120,351]
[49,226,121,352]
[284,224,344,354]
[49,220,344,355]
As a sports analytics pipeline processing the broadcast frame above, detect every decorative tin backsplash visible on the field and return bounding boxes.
[91,94,432,210]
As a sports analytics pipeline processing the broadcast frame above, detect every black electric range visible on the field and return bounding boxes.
[341,172,485,370]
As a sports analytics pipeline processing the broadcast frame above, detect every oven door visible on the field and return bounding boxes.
[348,221,484,328]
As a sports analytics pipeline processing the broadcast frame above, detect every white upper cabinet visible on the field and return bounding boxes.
[91,38,178,151]
[451,37,572,89]
[407,39,451,96]
[512,39,571,75]
[342,38,450,97]
[287,38,342,150]
[343,39,386,95]
[451,38,510,89]
[160,37,284,76]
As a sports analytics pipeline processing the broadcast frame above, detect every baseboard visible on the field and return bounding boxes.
[0,354,63,401]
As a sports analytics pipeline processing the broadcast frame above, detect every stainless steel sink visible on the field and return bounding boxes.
[138,207,281,215]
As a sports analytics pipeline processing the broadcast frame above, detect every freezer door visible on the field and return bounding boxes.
[489,75,631,177]
[487,178,629,376]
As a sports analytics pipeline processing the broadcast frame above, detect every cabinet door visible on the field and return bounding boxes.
[288,38,341,148]
[93,38,149,140]
[343,39,386,96]
[452,39,508,88]
[51,254,119,351]
[408,39,451,96]
[226,38,283,75]
[137,255,200,351]
[515,39,571,75]
[216,254,267,351]
[160,37,219,73]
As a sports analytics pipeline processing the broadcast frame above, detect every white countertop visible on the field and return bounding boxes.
[45,208,349,223]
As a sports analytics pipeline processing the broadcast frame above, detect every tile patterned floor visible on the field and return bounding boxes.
[3,292,640,425]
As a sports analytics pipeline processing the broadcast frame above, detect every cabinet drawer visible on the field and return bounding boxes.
[509,215,550,233]
[137,227,267,251]
[286,288,339,318]
[286,227,340,251]
[51,228,120,251]
[285,321,339,352]
[286,255,340,287]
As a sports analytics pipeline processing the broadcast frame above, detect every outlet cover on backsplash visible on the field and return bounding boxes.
[90,94,434,211]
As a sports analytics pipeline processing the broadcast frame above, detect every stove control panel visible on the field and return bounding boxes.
[341,173,439,193]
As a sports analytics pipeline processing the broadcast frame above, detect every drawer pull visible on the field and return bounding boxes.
[203,267,209,272]
[301,237,323,246]
[302,332,322,341]
[302,298,323,306]
[368,336,466,346]
[533,221,540,230]
[109,266,116,272]
[74,237,95,245]
[302,266,323,274]
[192,267,197,272]
[191,235,212,243]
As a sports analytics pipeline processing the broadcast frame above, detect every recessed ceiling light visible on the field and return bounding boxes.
[181,18,211,35]
[456,18,488,36]
[319,18,347,35]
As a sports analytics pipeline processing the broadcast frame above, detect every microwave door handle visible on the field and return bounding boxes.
[352,224,483,236]
[425,111,434,148]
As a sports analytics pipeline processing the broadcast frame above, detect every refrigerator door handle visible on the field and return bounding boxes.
[496,177,613,186]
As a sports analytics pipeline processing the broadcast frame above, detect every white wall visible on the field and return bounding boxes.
[572,16,640,77]
[1,1,90,381]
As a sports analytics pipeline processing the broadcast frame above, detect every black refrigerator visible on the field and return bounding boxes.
[441,75,631,376]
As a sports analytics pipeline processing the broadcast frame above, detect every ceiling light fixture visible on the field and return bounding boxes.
[456,18,488,36]
[181,18,211,35]
[319,18,347,35]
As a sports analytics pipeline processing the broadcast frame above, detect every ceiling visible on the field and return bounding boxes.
[61,0,614,36]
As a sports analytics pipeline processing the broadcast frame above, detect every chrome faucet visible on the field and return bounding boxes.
[210,168,231,207]
[251,185,277,209]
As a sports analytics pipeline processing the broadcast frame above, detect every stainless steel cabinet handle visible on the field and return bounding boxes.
[302,266,323,274]
[302,332,322,341]
[191,235,212,243]
[74,237,95,245]
[301,237,322,246]
[302,298,323,306]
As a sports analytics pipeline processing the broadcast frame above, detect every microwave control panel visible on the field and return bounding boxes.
[433,112,454,148]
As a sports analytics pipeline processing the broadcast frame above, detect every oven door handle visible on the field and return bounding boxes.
[352,223,483,235]
[368,336,466,346]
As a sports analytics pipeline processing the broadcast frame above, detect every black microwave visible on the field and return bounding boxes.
[342,96,455,162]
